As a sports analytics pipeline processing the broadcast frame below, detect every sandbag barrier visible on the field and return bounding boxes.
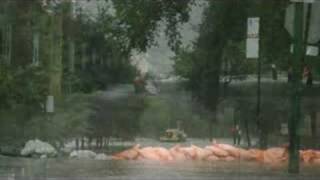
[112,143,320,165]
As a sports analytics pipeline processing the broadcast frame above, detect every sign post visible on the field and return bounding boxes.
[289,2,304,174]
[246,17,263,148]
[285,0,320,56]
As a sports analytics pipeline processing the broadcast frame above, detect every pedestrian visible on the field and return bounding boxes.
[271,64,278,80]
[231,126,237,145]
[303,66,313,87]
[236,125,241,145]
[231,125,241,145]
[288,66,293,83]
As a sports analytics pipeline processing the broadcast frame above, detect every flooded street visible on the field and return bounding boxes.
[1,0,320,179]
[1,154,320,180]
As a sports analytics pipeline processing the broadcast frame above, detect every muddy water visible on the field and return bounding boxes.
[1,155,319,180]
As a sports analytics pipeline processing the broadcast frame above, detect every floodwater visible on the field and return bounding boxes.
[1,154,320,180]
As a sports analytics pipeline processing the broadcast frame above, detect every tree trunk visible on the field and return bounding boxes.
[47,14,63,100]
[310,111,317,147]
[99,136,103,149]
[2,24,12,65]
[88,137,92,150]
[96,137,99,149]
[32,31,40,66]
[81,43,87,69]
[208,111,216,142]
[80,137,85,150]
[244,116,251,148]
[68,40,75,73]
[75,138,79,150]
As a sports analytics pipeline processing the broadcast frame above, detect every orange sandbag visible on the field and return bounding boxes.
[313,158,320,165]
[206,154,220,161]
[262,147,288,164]
[248,149,264,162]
[215,144,241,158]
[205,145,229,158]
[169,145,188,161]
[300,150,317,163]
[238,148,256,161]
[180,146,197,160]
[220,156,236,162]
[138,147,162,161]
[191,145,213,160]
[112,144,140,160]
[154,147,173,161]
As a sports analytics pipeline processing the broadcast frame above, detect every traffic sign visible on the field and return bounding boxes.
[290,44,319,56]
[290,0,315,3]
[246,17,260,58]
[246,38,259,58]
[285,1,320,44]
[46,95,54,113]
[247,17,260,38]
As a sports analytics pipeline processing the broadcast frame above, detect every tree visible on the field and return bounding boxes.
[174,0,247,141]
[174,0,292,144]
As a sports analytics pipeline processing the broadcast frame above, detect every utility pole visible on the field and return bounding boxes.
[288,2,304,174]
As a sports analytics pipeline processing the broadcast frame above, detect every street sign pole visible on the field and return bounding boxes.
[246,17,261,148]
[256,51,262,148]
[289,2,304,174]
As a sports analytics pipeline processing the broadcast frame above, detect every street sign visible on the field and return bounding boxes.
[285,1,320,44]
[246,17,260,58]
[290,0,315,3]
[46,95,54,113]
[306,45,319,56]
[247,17,260,38]
[280,123,289,135]
[290,44,319,56]
[246,38,259,58]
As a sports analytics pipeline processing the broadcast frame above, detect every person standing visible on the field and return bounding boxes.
[288,66,293,83]
[231,124,241,145]
[303,66,313,87]
[271,64,278,80]
[235,125,241,145]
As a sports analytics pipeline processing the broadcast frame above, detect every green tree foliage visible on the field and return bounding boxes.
[174,0,247,110]
[110,0,194,51]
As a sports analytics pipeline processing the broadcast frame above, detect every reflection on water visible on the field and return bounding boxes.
[1,155,319,180]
